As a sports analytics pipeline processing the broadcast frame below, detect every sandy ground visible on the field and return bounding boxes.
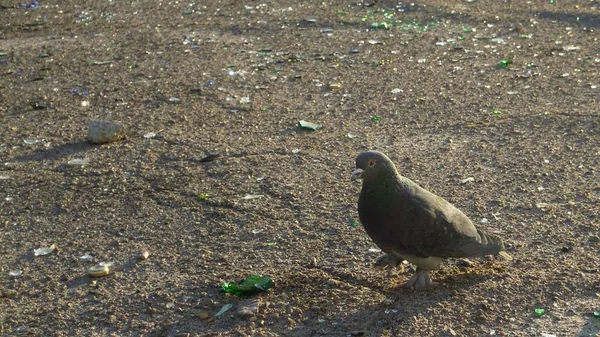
[1,0,599,336]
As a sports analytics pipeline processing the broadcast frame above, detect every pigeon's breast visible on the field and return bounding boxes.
[358,185,409,255]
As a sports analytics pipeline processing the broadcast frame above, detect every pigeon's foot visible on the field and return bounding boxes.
[402,268,438,290]
[374,254,404,271]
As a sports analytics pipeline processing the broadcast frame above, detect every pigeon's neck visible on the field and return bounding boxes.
[365,171,402,192]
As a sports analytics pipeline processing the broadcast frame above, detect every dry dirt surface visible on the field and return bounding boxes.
[1,0,600,336]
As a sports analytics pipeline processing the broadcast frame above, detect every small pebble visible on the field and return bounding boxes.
[88,120,125,144]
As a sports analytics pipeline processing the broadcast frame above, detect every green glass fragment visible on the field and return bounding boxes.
[594,311,600,318]
[351,220,360,228]
[197,193,210,201]
[222,275,274,296]
[535,308,545,316]
[498,59,512,67]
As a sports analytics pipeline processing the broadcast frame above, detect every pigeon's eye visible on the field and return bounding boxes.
[368,160,376,167]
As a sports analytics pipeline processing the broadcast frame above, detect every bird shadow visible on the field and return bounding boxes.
[281,263,494,337]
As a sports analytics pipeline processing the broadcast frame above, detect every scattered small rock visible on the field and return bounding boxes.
[0,289,18,298]
[139,251,150,260]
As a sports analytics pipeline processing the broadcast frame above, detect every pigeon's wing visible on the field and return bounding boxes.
[400,185,504,259]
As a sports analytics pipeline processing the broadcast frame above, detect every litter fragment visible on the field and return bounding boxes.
[19,2,39,9]
[243,194,264,200]
[594,311,600,318]
[88,60,112,66]
[563,45,580,51]
[9,270,22,277]
[461,177,475,184]
[493,109,502,115]
[291,148,300,154]
[391,88,402,94]
[29,102,47,110]
[24,139,40,145]
[215,304,234,317]
[88,120,125,144]
[498,59,512,68]
[222,275,274,296]
[540,334,556,337]
[197,193,210,201]
[480,218,489,224]
[68,158,90,166]
[370,22,389,29]
[87,265,110,278]
[199,154,220,162]
[298,120,322,130]
[0,175,10,180]
[368,248,382,253]
[535,308,545,316]
[79,254,94,262]
[251,229,264,234]
[351,220,360,228]
[143,132,156,139]
[368,40,383,45]
[328,83,341,90]
[34,244,56,256]
[168,97,181,103]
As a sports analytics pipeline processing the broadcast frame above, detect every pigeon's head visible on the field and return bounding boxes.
[351,151,397,182]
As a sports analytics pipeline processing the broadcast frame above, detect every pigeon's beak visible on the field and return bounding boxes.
[350,168,364,181]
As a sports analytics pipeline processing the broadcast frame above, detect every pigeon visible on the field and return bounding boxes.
[351,150,510,289]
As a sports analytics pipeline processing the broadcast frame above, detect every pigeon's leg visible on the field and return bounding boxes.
[374,254,405,288]
[402,268,438,290]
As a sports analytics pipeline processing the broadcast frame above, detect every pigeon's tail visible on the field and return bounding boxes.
[477,230,512,260]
